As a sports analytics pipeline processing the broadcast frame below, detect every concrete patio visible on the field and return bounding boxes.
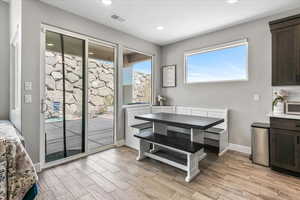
[45,116,113,162]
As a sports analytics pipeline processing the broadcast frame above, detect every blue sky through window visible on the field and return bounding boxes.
[133,60,151,74]
[186,45,247,83]
[123,67,132,85]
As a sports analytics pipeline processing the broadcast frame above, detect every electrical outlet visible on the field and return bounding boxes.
[24,82,32,91]
[254,94,260,101]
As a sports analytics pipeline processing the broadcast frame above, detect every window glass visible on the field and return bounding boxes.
[123,49,152,104]
[185,41,248,83]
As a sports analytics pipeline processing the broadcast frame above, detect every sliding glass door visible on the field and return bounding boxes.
[44,30,85,162]
[87,42,115,151]
[42,27,116,164]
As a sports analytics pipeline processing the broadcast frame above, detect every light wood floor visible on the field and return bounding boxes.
[37,147,300,200]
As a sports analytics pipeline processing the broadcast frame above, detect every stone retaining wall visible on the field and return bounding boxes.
[133,71,151,103]
[45,51,150,120]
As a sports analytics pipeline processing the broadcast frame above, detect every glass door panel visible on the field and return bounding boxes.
[45,31,64,162]
[63,35,85,157]
[44,31,85,162]
[87,42,115,151]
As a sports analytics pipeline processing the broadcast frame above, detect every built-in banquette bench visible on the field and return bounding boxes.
[124,105,229,156]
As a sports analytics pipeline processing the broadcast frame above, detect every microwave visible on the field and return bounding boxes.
[286,102,300,115]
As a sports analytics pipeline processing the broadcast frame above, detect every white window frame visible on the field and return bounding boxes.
[184,39,249,84]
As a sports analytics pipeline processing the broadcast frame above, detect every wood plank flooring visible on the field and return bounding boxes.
[37,147,300,200]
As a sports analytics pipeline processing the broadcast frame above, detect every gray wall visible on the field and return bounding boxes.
[21,0,161,163]
[0,1,10,120]
[161,9,300,148]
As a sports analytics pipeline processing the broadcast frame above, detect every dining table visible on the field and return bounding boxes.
[133,112,224,182]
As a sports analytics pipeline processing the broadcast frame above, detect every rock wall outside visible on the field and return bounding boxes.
[45,51,151,120]
[133,71,151,103]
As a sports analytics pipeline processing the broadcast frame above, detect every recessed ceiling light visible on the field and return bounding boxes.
[226,0,239,4]
[47,43,54,47]
[102,0,112,6]
[156,26,164,30]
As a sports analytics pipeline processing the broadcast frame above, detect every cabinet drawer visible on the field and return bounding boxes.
[270,117,300,131]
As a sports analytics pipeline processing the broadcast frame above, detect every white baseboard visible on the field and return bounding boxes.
[229,143,251,155]
[218,147,229,157]
[34,163,41,173]
[115,140,125,147]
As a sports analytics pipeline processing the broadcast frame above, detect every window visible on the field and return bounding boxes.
[184,39,248,83]
[122,48,152,105]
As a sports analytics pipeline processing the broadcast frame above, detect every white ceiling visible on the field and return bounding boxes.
[40,0,300,45]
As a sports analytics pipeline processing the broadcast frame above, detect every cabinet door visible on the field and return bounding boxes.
[270,128,300,172]
[272,25,300,86]
[297,134,300,172]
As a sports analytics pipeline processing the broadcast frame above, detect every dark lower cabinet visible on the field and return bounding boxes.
[270,118,300,174]
[270,128,300,172]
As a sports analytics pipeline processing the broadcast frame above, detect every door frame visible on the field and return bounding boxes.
[40,24,118,169]
[86,39,118,154]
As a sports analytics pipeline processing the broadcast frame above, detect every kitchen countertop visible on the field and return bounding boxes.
[268,113,300,120]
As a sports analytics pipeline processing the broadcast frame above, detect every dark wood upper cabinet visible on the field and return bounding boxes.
[270,14,300,86]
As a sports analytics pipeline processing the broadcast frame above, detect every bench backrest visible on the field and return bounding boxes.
[176,106,228,130]
[125,105,228,131]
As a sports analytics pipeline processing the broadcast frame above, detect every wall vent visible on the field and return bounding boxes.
[111,14,126,22]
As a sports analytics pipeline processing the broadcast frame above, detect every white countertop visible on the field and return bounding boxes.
[268,113,300,120]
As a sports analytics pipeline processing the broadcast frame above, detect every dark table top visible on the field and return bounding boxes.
[135,112,224,130]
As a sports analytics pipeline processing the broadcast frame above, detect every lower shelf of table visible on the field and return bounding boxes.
[134,129,204,153]
[137,139,206,182]
[145,149,188,171]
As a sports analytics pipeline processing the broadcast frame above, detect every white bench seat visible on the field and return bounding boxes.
[205,127,224,134]
[176,106,229,156]
[205,128,224,141]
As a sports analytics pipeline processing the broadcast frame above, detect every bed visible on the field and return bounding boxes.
[0,121,38,200]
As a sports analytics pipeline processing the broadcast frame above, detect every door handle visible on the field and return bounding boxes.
[41,98,47,113]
